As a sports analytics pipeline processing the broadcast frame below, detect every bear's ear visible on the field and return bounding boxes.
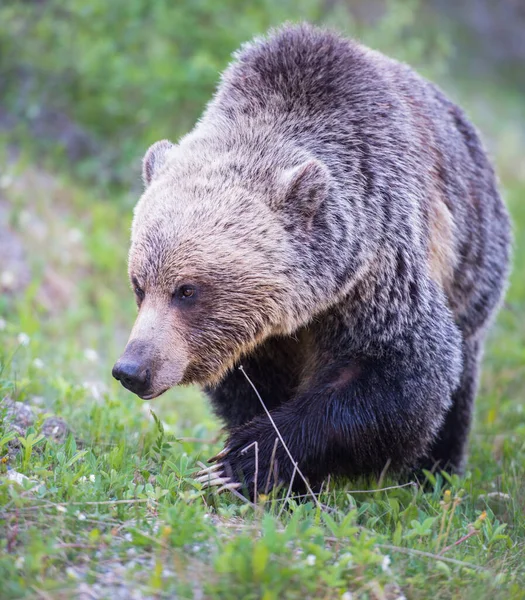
[280,159,330,229]
[142,140,175,187]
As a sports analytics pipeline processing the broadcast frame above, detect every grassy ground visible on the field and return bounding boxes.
[1,115,525,598]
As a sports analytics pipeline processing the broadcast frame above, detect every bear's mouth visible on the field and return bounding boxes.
[140,388,169,401]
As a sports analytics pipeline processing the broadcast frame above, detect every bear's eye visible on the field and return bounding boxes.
[175,284,197,301]
[132,277,145,303]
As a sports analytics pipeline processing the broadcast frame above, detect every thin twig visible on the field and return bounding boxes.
[177,436,220,444]
[277,463,298,519]
[239,365,323,511]
[31,587,54,600]
[347,481,418,494]
[265,437,279,495]
[439,529,478,555]
[55,543,98,550]
[227,487,257,507]
[240,440,259,502]
[269,481,418,503]
[377,458,391,489]
[441,495,461,551]
[9,498,157,510]
[375,543,489,572]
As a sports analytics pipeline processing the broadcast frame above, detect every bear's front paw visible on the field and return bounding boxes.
[196,431,295,499]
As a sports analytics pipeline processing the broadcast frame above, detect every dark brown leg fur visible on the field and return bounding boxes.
[421,335,481,474]
[207,299,462,498]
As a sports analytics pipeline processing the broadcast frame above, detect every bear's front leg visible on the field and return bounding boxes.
[197,323,462,499]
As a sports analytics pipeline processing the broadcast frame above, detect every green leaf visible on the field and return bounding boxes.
[252,542,269,579]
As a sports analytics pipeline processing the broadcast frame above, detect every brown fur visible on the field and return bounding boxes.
[332,362,363,388]
[428,189,457,288]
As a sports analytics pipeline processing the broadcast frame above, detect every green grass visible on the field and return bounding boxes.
[1,143,525,598]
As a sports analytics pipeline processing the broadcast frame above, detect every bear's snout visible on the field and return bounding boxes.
[112,358,151,398]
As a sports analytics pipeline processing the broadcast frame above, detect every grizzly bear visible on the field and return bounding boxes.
[113,24,511,496]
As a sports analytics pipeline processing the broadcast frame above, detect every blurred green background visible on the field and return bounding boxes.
[1,0,524,188]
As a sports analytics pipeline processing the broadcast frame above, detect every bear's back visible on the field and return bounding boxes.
[217,24,390,117]
[209,24,511,337]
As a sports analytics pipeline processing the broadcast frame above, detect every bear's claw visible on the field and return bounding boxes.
[208,446,231,463]
[196,463,222,477]
[195,462,241,492]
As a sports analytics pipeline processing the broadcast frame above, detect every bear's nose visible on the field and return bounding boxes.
[112,360,151,397]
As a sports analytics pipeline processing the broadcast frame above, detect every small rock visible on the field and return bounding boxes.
[5,470,30,485]
[1,397,35,430]
[1,397,71,459]
[41,416,69,443]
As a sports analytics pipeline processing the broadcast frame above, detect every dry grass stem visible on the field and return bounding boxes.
[239,365,323,511]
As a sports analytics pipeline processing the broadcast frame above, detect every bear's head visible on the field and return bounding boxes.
[112,138,331,399]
